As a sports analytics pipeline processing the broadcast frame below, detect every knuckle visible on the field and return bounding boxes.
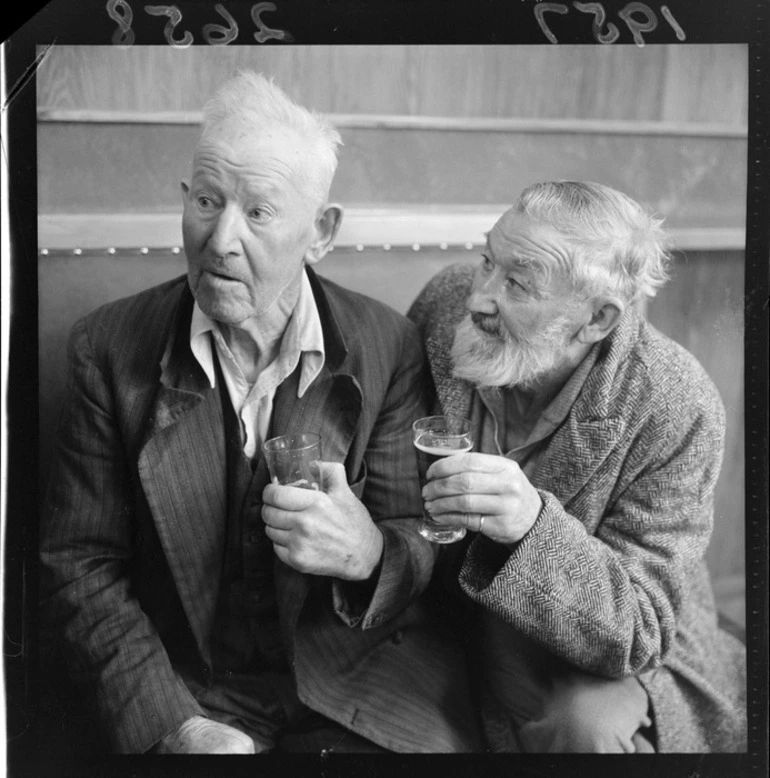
[458,472,473,492]
[460,493,475,512]
[288,547,308,571]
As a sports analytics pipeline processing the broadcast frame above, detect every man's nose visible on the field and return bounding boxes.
[208,206,244,258]
[467,270,499,315]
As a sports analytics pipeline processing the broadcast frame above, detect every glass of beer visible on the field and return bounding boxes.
[263,433,323,490]
[413,415,473,543]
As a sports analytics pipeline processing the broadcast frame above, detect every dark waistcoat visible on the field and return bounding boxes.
[209,350,288,675]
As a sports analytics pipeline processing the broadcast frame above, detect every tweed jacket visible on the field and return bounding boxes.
[40,268,482,754]
[408,263,746,753]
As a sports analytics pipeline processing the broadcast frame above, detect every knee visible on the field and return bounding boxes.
[518,675,650,753]
[519,703,623,753]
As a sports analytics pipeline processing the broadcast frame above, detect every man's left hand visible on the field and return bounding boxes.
[262,461,384,581]
[422,452,543,545]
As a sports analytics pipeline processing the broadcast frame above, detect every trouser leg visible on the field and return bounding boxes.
[476,615,655,753]
[187,670,389,754]
[517,670,654,753]
[275,714,391,753]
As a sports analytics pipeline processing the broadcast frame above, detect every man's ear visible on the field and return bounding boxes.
[305,204,344,265]
[180,181,190,202]
[577,298,624,344]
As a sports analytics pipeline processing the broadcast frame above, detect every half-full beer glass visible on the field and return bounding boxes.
[413,415,473,543]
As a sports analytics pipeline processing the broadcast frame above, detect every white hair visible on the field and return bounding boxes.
[515,181,673,304]
[200,70,342,204]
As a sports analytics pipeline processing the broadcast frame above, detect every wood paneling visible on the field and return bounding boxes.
[37,123,747,231]
[37,211,745,253]
[647,250,745,586]
[36,44,748,125]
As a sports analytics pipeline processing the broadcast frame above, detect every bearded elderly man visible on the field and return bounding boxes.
[39,71,481,755]
[408,181,746,753]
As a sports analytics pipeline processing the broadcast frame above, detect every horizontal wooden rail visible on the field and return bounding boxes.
[38,210,745,253]
[36,110,748,139]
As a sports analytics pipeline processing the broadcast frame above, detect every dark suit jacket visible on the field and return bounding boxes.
[40,268,481,754]
[408,263,747,753]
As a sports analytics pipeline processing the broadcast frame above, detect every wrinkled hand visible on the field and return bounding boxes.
[156,715,255,754]
[262,461,384,580]
[422,452,543,545]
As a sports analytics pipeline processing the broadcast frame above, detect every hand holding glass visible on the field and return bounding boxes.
[413,415,473,543]
[262,433,323,490]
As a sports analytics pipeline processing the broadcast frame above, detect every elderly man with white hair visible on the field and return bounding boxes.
[39,71,481,755]
[408,181,746,753]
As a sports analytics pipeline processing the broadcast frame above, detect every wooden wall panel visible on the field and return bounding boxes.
[37,124,747,232]
[660,45,750,124]
[647,250,746,585]
[36,44,748,125]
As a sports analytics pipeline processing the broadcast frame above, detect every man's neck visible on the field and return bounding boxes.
[503,341,592,423]
[219,285,300,384]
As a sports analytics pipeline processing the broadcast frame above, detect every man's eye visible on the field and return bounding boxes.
[196,195,214,209]
[249,207,271,222]
[505,276,523,292]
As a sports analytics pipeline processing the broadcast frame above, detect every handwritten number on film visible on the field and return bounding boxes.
[535,1,686,45]
[106,0,292,46]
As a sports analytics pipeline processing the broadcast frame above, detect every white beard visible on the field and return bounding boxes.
[450,313,572,390]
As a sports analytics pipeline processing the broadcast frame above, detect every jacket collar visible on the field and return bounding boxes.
[306,265,349,373]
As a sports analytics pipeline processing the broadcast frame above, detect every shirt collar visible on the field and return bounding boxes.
[538,344,600,429]
[478,343,600,451]
[189,270,325,397]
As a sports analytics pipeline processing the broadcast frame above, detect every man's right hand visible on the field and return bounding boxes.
[155,715,255,754]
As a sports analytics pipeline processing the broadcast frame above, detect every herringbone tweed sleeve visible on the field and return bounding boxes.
[459,335,727,679]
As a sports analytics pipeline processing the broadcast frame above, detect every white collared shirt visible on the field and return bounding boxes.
[189,272,325,459]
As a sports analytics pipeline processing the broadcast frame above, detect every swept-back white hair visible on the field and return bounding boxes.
[200,69,342,204]
[514,181,673,304]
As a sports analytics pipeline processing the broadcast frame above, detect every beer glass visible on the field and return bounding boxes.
[413,415,472,543]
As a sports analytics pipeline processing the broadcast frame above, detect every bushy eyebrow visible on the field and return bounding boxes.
[496,255,551,300]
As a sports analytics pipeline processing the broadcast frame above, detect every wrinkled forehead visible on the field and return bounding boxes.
[195,118,310,167]
[191,118,317,198]
[199,115,296,143]
[487,210,574,280]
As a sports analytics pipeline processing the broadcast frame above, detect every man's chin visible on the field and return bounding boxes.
[194,292,251,328]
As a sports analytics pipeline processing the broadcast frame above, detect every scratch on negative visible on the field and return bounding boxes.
[2,42,56,114]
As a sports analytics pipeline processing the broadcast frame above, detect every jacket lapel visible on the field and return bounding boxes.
[271,271,364,651]
[426,334,474,421]
[137,290,227,659]
[530,313,639,508]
